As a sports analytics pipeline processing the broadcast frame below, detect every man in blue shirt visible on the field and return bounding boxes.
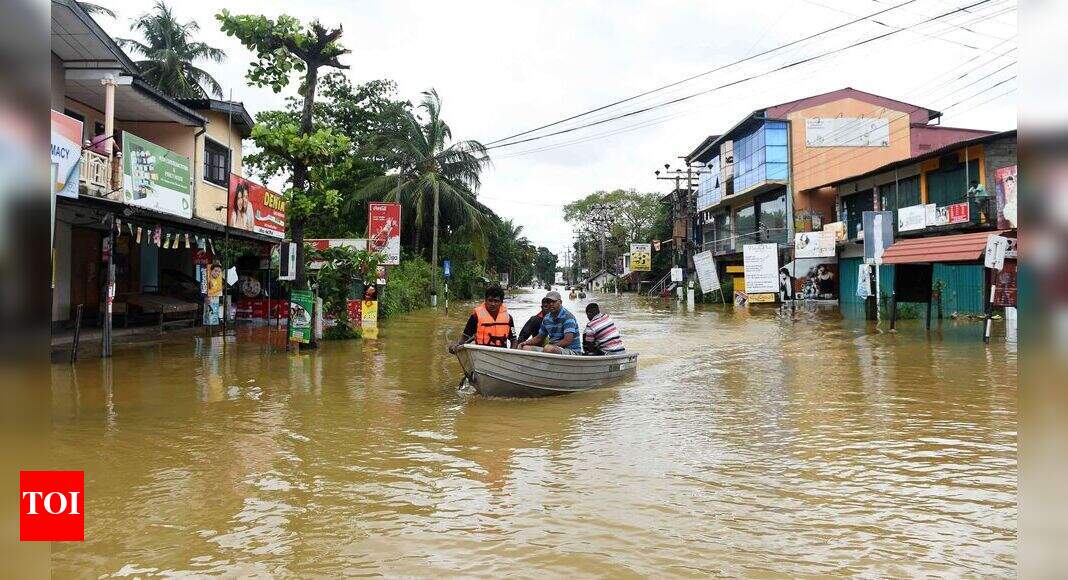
[518,291,582,355]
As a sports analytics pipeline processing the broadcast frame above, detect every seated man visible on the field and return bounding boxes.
[449,286,515,352]
[518,291,582,355]
[518,297,552,344]
[582,303,625,355]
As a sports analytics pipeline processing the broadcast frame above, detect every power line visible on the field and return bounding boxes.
[485,0,997,152]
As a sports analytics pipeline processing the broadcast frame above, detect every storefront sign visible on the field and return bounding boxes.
[984,235,1009,271]
[368,202,401,265]
[994,165,1017,229]
[229,175,286,238]
[743,243,778,294]
[693,251,720,294]
[747,293,777,303]
[794,231,836,259]
[629,243,651,271]
[947,202,970,224]
[121,131,192,218]
[925,204,948,227]
[862,211,894,264]
[897,204,927,232]
[51,110,82,199]
[993,260,1017,307]
[289,289,315,343]
[306,239,368,269]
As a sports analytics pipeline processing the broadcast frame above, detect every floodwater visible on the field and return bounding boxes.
[50,290,1016,577]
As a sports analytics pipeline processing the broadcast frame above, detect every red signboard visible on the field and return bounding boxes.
[993,259,1017,307]
[20,470,84,542]
[947,202,970,224]
[368,202,401,265]
[228,175,286,238]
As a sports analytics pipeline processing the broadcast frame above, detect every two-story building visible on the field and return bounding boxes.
[51,0,275,331]
[684,87,993,300]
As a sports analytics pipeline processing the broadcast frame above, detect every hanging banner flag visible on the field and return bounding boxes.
[51,110,83,199]
[629,243,651,271]
[743,243,779,294]
[228,174,286,238]
[122,131,192,218]
[368,202,401,265]
[289,289,315,343]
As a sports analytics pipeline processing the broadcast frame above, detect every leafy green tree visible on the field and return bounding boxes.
[218,10,350,289]
[358,89,491,299]
[117,1,224,98]
[535,247,558,287]
[564,188,663,275]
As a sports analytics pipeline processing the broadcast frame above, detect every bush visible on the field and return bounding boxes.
[379,257,432,319]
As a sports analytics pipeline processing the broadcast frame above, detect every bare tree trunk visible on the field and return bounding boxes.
[293,65,319,290]
[431,182,440,303]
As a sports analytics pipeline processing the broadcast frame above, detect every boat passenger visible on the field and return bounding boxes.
[518,297,552,344]
[582,303,625,356]
[449,285,515,353]
[519,291,582,355]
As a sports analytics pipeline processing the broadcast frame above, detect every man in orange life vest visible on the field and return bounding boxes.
[448,285,516,353]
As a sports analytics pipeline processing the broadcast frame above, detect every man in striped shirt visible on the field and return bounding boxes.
[582,303,625,355]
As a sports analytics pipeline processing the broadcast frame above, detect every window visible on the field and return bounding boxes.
[733,120,789,193]
[204,139,230,188]
[926,158,979,207]
[735,205,756,244]
[878,175,921,231]
[757,190,788,243]
[843,192,874,240]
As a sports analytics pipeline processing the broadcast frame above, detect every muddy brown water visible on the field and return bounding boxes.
[50,290,1016,577]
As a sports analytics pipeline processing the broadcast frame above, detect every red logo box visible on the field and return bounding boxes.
[20,471,84,542]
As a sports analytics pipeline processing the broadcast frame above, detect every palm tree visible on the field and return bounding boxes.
[116,1,225,99]
[78,2,116,19]
[360,89,491,300]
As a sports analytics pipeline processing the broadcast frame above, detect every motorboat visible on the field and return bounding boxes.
[454,344,638,398]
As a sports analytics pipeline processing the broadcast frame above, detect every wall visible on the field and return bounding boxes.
[51,54,66,111]
[194,110,245,227]
[785,97,915,194]
[981,136,1017,186]
[52,219,72,322]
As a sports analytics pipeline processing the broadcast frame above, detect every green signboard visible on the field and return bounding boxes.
[289,289,314,343]
[122,131,192,218]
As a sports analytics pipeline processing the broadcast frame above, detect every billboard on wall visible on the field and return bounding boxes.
[306,239,368,269]
[994,165,1017,229]
[122,131,192,218]
[783,258,838,301]
[229,175,286,238]
[898,204,927,232]
[793,231,836,259]
[51,110,82,199]
[743,243,779,294]
[629,243,651,271]
[805,117,890,147]
[368,202,401,265]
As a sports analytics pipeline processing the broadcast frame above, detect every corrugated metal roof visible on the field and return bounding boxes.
[881,230,1006,264]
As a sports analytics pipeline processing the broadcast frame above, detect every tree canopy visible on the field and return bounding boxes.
[117,1,225,98]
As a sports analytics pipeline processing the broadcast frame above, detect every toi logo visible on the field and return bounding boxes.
[20,471,84,542]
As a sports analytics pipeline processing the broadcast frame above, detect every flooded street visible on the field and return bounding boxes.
[50,290,1016,577]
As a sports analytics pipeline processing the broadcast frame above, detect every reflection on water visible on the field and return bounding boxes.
[49,290,1016,576]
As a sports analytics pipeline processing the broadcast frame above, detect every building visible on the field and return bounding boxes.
[583,270,620,293]
[821,130,1016,315]
[50,0,276,332]
[684,87,994,300]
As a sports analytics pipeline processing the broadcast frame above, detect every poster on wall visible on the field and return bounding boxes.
[926,204,948,227]
[862,211,894,263]
[994,165,1017,229]
[693,250,720,294]
[122,131,192,218]
[805,117,890,147]
[289,289,314,343]
[229,175,286,238]
[897,204,927,232]
[793,231,836,259]
[783,258,838,301]
[51,110,82,199]
[368,202,401,265]
[743,243,779,294]
[629,243,651,271]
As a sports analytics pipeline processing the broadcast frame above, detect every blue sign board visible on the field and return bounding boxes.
[443,260,451,278]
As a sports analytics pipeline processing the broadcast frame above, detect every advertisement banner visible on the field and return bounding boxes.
[947,202,970,224]
[306,239,368,269]
[743,243,779,294]
[289,289,314,343]
[794,231,836,259]
[693,250,720,294]
[783,258,838,301]
[994,165,1017,229]
[122,131,192,218]
[862,211,894,263]
[229,175,286,238]
[993,260,1017,307]
[361,300,379,339]
[747,293,777,303]
[823,221,847,242]
[925,204,947,227]
[629,243,651,271]
[51,110,82,199]
[897,204,927,232]
[806,117,890,147]
[368,202,401,265]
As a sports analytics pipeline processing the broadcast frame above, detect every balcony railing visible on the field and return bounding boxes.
[79,149,111,193]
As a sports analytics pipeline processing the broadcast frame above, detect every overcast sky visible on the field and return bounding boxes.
[97,0,1017,257]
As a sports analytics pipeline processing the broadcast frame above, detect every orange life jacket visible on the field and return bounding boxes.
[473,303,510,347]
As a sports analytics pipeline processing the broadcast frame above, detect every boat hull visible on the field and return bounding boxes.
[455,344,638,398]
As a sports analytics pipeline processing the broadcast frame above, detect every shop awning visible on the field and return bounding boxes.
[881,230,1006,264]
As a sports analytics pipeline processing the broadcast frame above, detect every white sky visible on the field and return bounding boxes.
[97,0,1018,257]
